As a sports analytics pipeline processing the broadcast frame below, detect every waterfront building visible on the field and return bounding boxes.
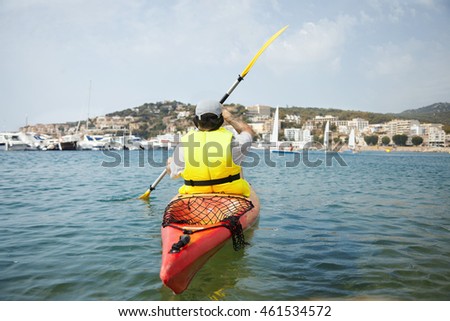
[422,124,446,147]
[385,119,420,136]
[334,120,350,132]
[245,104,272,118]
[411,124,424,136]
[282,128,312,148]
[314,115,338,123]
[303,129,312,143]
[248,121,266,135]
[20,123,71,135]
[304,115,369,136]
[284,128,303,141]
[348,118,369,133]
[95,116,135,131]
[304,120,315,131]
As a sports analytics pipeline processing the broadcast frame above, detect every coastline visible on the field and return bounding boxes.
[357,145,450,153]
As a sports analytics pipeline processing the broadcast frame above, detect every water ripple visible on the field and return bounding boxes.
[0,151,449,300]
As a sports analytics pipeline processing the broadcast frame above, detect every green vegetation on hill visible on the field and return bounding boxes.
[398,102,450,122]
[105,101,247,138]
[100,100,450,138]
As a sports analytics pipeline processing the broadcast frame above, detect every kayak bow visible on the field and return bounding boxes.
[160,186,260,294]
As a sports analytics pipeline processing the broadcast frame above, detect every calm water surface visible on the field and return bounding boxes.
[1,150,449,300]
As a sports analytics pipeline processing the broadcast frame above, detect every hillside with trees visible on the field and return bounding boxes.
[98,101,449,138]
[398,102,450,123]
[105,101,247,138]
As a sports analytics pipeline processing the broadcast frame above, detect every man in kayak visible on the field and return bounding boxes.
[167,100,255,197]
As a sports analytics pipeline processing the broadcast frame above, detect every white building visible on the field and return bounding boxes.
[314,115,338,123]
[95,116,135,130]
[302,129,312,143]
[423,124,446,147]
[284,128,303,141]
[177,111,190,119]
[284,114,301,124]
[245,105,272,118]
[248,122,266,135]
[283,128,312,147]
[348,118,369,132]
[385,119,420,136]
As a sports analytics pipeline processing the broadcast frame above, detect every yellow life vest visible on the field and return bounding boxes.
[179,127,251,197]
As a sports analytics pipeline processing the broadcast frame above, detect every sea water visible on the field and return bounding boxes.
[0,150,449,300]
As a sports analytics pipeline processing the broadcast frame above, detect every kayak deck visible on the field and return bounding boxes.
[160,188,260,294]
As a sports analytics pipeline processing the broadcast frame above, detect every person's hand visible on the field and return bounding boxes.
[166,157,173,174]
[222,108,232,121]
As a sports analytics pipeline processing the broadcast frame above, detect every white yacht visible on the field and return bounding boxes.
[58,134,80,150]
[0,133,6,151]
[18,132,47,150]
[78,134,107,150]
[0,132,29,151]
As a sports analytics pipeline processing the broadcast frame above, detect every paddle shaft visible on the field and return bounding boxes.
[149,169,167,192]
[220,75,243,104]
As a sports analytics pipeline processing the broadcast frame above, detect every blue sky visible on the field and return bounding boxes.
[1,0,449,131]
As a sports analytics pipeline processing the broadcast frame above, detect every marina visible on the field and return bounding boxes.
[0,132,178,151]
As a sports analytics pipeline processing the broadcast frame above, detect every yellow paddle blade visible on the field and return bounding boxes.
[138,189,150,200]
[240,25,288,77]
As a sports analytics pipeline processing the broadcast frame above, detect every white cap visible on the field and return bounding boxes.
[195,100,222,117]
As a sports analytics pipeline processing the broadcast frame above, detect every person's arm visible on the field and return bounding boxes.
[222,108,256,138]
[166,145,184,179]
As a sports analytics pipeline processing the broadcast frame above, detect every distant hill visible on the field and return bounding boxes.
[396,102,450,126]
[99,101,450,138]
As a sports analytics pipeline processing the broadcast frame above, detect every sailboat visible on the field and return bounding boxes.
[323,121,337,153]
[270,106,279,147]
[342,128,358,154]
[270,106,299,155]
[349,128,359,153]
[323,121,330,151]
[348,129,355,150]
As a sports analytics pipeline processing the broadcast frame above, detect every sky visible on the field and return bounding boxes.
[1,0,449,131]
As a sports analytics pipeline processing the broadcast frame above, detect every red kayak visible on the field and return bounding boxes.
[160,187,260,294]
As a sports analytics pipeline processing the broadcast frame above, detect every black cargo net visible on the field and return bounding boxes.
[162,195,254,251]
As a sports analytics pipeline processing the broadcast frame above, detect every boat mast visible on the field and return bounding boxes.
[86,80,92,131]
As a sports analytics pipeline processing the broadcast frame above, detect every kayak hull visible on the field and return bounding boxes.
[160,187,260,294]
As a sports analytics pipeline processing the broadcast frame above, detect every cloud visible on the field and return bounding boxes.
[1,0,449,130]
[267,15,357,73]
[363,42,415,77]
[359,37,450,111]
[359,10,376,24]
[415,0,440,9]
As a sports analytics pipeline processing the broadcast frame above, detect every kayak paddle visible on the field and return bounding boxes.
[138,169,167,200]
[220,25,288,104]
[139,25,288,200]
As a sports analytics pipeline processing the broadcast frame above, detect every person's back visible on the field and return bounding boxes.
[167,100,255,197]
